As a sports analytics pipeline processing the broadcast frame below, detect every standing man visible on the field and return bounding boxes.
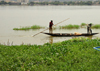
[49,20,54,33]
[87,23,92,34]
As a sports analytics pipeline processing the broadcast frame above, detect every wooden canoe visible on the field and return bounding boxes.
[43,32,98,37]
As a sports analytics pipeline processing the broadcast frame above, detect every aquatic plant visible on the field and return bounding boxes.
[13,27,31,30]
[13,28,19,30]
[1,38,100,71]
[92,24,100,29]
[59,24,80,29]
[13,25,44,30]
[31,25,44,29]
[81,23,86,26]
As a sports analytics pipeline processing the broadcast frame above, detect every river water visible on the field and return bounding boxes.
[0,6,100,45]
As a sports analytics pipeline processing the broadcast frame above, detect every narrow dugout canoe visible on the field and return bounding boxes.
[43,32,98,37]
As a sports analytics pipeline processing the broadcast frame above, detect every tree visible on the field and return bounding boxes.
[0,1,7,5]
[8,2,11,5]
[29,2,35,5]
[86,1,92,5]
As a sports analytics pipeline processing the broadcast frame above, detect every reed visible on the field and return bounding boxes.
[59,24,80,29]
[13,25,44,30]
[81,23,86,26]
[31,25,44,29]
[92,24,100,29]
[13,28,20,30]
[13,23,100,31]
[13,27,31,30]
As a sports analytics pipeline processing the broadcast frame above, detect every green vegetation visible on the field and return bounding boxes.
[59,24,80,29]
[13,27,30,30]
[28,1,99,5]
[80,23,100,29]
[1,38,100,70]
[0,1,21,5]
[13,24,100,31]
[92,24,100,29]
[1,1,100,5]
[31,25,43,29]
[81,23,87,26]
[13,25,44,30]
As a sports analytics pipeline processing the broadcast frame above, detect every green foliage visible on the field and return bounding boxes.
[0,1,21,5]
[28,1,98,6]
[50,1,64,5]
[80,23,100,29]
[92,24,100,29]
[59,24,80,29]
[0,1,7,5]
[31,25,43,29]
[29,2,35,5]
[13,23,100,31]
[1,1,100,5]
[81,23,86,26]
[13,25,44,30]
[86,1,92,5]
[13,27,30,30]
[1,38,100,70]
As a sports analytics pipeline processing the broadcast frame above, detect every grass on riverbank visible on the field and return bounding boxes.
[13,25,44,30]
[0,38,100,71]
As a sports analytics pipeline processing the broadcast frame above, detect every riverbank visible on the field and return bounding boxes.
[1,38,100,71]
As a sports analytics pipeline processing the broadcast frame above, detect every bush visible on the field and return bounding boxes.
[1,38,100,70]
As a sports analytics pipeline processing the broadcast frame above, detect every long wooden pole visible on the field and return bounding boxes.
[32,18,70,37]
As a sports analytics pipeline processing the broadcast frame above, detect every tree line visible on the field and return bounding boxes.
[28,1,100,5]
[0,1,21,5]
[0,1,100,5]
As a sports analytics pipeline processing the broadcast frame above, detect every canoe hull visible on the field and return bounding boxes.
[43,33,98,37]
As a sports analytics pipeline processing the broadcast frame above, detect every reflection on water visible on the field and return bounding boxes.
[72,36,93,39]
[49,36,53,44]
[48,35,93,44]
[86,36,93,39]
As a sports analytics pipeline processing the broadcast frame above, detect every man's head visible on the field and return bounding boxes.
[89,23,92,26]
[51,20,53,23]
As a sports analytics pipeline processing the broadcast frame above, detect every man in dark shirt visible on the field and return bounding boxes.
[49,20,54,33]
[87,23,92,34]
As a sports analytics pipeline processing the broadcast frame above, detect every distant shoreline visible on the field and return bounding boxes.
[0,1,100,6]
[0,5,100,6]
